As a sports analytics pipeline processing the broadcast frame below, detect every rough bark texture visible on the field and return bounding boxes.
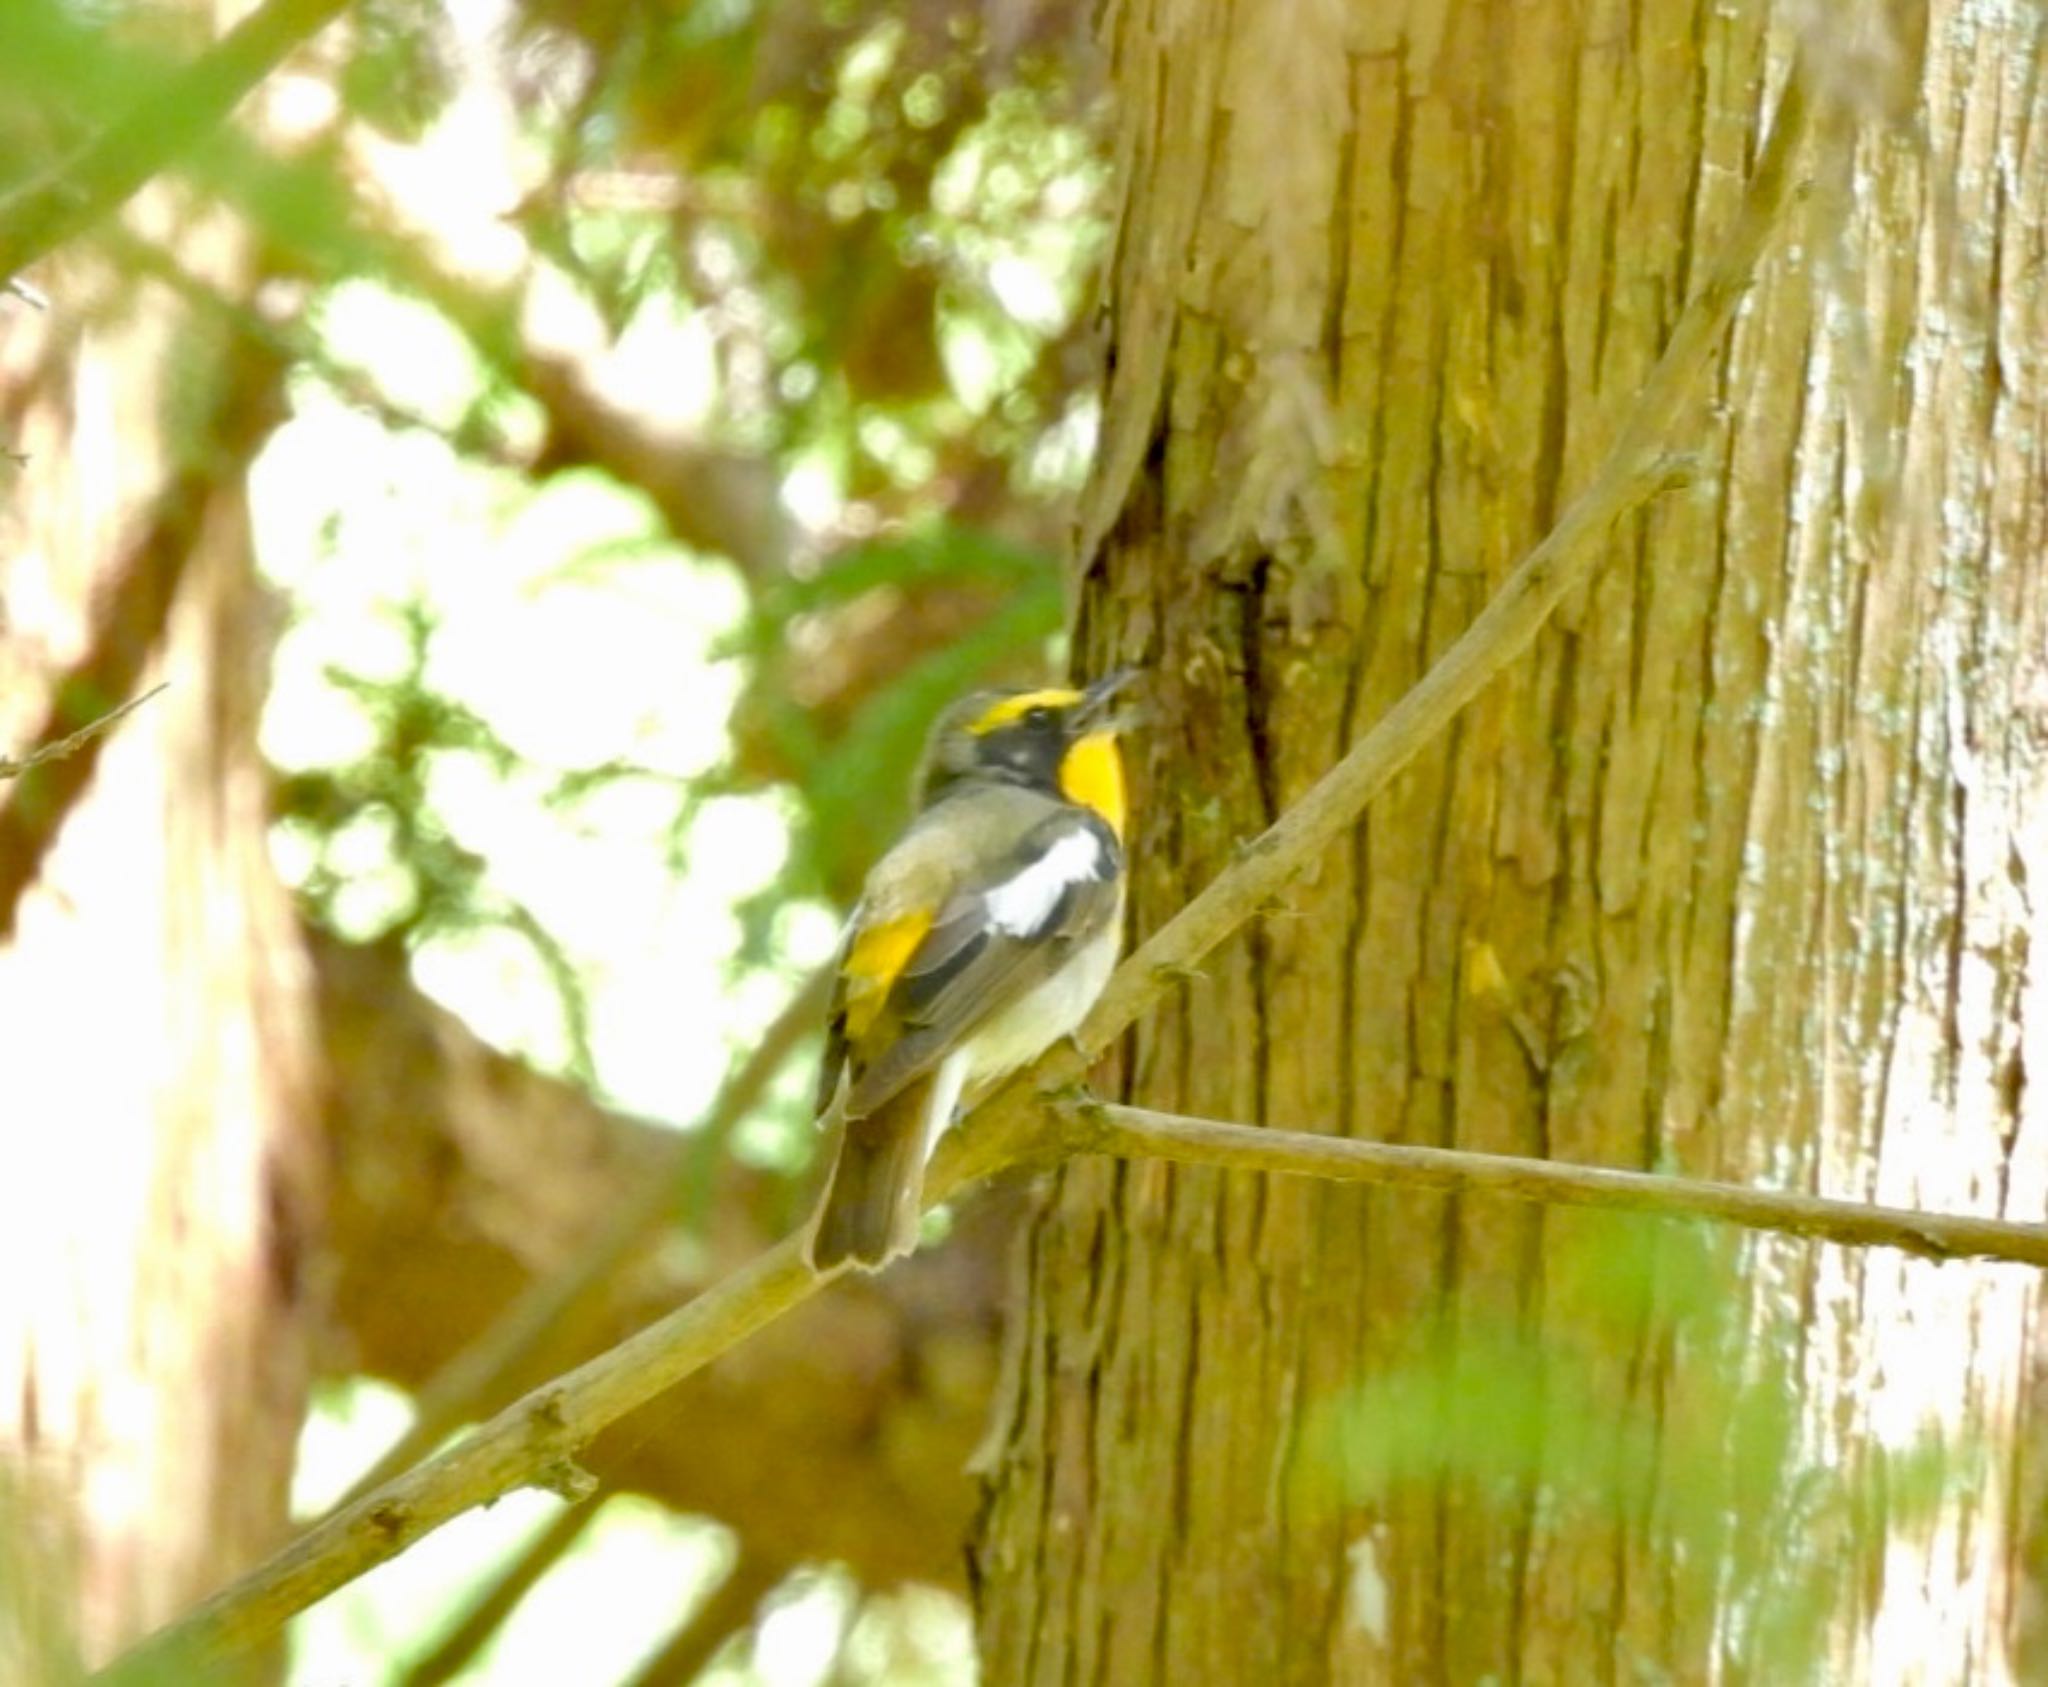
[0,223,318,1674]
[976,3,2048,1683]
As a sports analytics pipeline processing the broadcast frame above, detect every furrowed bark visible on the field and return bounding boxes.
[978,3,2048,1682]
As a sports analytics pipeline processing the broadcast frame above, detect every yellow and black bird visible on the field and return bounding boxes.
[802,673,1137,1272]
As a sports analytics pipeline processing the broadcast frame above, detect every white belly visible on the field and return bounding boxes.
[915,913,1123,1165]
[962,913,1123,1084]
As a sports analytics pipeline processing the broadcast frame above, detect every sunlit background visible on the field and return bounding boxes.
[51,0,1110,1678]
[247,6,1114,1670]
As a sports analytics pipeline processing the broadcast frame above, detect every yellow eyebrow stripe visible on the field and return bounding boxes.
[840,908,935,1038]
[967,687,1084,734]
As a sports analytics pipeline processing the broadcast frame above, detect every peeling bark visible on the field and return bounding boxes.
[977,3,2048,1682]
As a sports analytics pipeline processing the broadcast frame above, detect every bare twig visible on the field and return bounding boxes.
[98,57,1821,1685]
[3,492,205,944]
[327,967,831,1512]
[1062,1102,2048,1269]
[0,332,284,943]
[0,684,166,780]
[99,1238,822,1684]
[0,0,350,285]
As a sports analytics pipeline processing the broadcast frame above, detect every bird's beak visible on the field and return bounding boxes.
[1074,667,1144,733]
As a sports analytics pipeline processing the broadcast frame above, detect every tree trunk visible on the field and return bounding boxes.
[975,3,2048,1682]
[0,179,316,1684]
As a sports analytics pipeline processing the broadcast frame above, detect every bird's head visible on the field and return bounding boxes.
[918,670,1140,838]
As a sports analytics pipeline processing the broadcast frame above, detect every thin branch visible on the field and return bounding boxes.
[309,926,995,1587]
[0,0,350,285]
[98,57,1822,1685]
[0,330,285,942]
[99,1238,822,1685]
[0,684,166,780]
[1062,1102,2048,1269]
[326,966,831,1513]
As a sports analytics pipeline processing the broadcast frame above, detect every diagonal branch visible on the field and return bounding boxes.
[101,1238,823,1685]
[0,505,197,944]
[1,323,285,942]
[98,54,1822,1686]
[0,684,165,780]
[0,0,350,285]
[308,930,992,1588]
[324,965,832,1512]
[1061,1102,2048,1268]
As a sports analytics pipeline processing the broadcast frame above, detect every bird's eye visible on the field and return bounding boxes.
[1025,706,1053,729]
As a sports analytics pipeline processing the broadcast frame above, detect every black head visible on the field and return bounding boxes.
[916,673,1138,816]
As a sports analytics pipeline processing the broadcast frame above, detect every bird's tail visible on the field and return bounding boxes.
[803,1074,936,1272]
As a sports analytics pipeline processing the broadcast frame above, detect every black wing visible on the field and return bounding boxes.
[814,1001,852,1117]
[845,809,1120,1116]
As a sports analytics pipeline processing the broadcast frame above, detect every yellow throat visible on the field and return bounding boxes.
[1058,733,1126,841]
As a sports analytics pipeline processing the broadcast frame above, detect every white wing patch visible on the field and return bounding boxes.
[982,827,1105,936]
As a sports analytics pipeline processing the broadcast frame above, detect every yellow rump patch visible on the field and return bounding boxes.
[841,908,934,1038]
[1058,733,1126,840]
[967,687,1083,735]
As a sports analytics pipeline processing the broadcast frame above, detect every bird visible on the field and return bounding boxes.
[802,671,1137,1272]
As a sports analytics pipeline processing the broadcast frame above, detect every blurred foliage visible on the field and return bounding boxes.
[2,0,1108,1098]
[5,9,1106,1663]
[0,1471,81,1687]
[272,599,608,1082]
[720,523,1064,906]
[340,0,458,142]
[1304,1217,1972,1680]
